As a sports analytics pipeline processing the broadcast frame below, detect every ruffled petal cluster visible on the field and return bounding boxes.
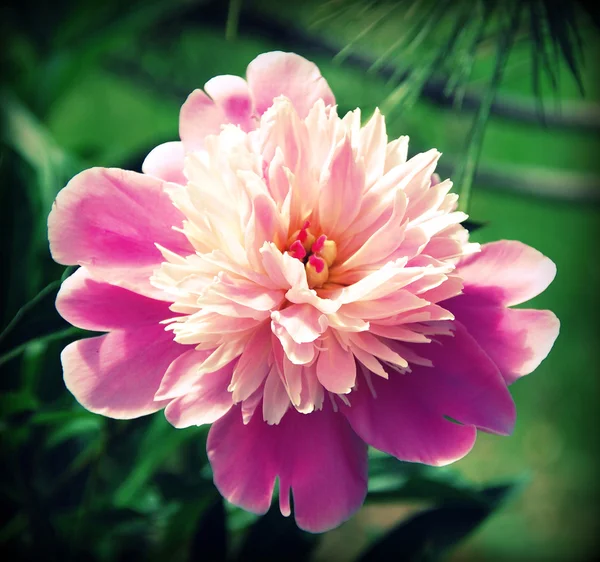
[49,52,559,533]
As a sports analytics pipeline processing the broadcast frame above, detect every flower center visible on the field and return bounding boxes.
[285,221,337,289]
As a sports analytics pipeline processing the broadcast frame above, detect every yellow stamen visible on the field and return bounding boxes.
[286,230,315,252]
[306,256,329,288]
[317,239,337,267]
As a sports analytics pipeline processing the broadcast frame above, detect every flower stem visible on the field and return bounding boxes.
[226,0,243,41]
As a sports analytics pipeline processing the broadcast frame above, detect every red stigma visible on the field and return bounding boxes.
[308,254,325,273]
[297,220,311,243]
[312,234,326,254]
[289,240,307,260]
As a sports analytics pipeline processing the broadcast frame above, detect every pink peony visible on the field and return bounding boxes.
[48,52,559,532]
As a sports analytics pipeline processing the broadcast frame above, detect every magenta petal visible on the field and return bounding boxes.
[56,268,171,331]
[343,325,516,465]
[246,52,335,118]
[457,240,557,306]
[207,405,367,532]
[48,168,192,300]
[342,377,477,467]
[61,324,185,419]
[448,295,560,384]
[411,324,516,435]
[142,141,187,185]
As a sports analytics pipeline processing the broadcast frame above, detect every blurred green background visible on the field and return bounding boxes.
[1,0,599,560]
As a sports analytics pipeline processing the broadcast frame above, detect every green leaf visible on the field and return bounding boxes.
[366,456,486,506]
[358,483,521,562]
[0,326,80,368]
[54,506,150,561]
[28,406,99,426]
[150,498,216,562]
[153,472,213,503]
[541,0,585,95]
[0,272,83,367]
[455,2,524,213]
[189,498,227,562]
[45,415,104,449]
[0,391,40,419]
[462,219,487,233]
[43,436,104,500]
[113,415,207,508]
[226,503,260,533]
[0,277,70,351]
[236,504,320,562]
[0,92,81,217]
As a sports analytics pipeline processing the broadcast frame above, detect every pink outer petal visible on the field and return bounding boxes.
[164,368,233,428]
[229,325,271,402]
[204,75,255,129]
[207,404,368,533]
[316,332,357,394]
[262,365,291,425]
[179,90,228,152]
[155,348,212,400]
[456,240,557,307]
[342,325,516,466]
[56,268,171,331]
[179,76,254,152]
[246,52,335,118]
[61,324,187,419]
[48,168,193,300]
[142,141,187,185]
[446,295,560,384]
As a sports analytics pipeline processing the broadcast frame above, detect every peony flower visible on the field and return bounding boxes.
[48,52,559,533]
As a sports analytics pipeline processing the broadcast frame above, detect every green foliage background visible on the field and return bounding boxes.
[1,0,599,560]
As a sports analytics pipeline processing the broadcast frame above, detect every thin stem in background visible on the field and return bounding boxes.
[456,3,523,213]
[0,327,80,367]
[226,0,243,40]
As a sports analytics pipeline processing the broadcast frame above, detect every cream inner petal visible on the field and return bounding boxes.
[149,97,476,422]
